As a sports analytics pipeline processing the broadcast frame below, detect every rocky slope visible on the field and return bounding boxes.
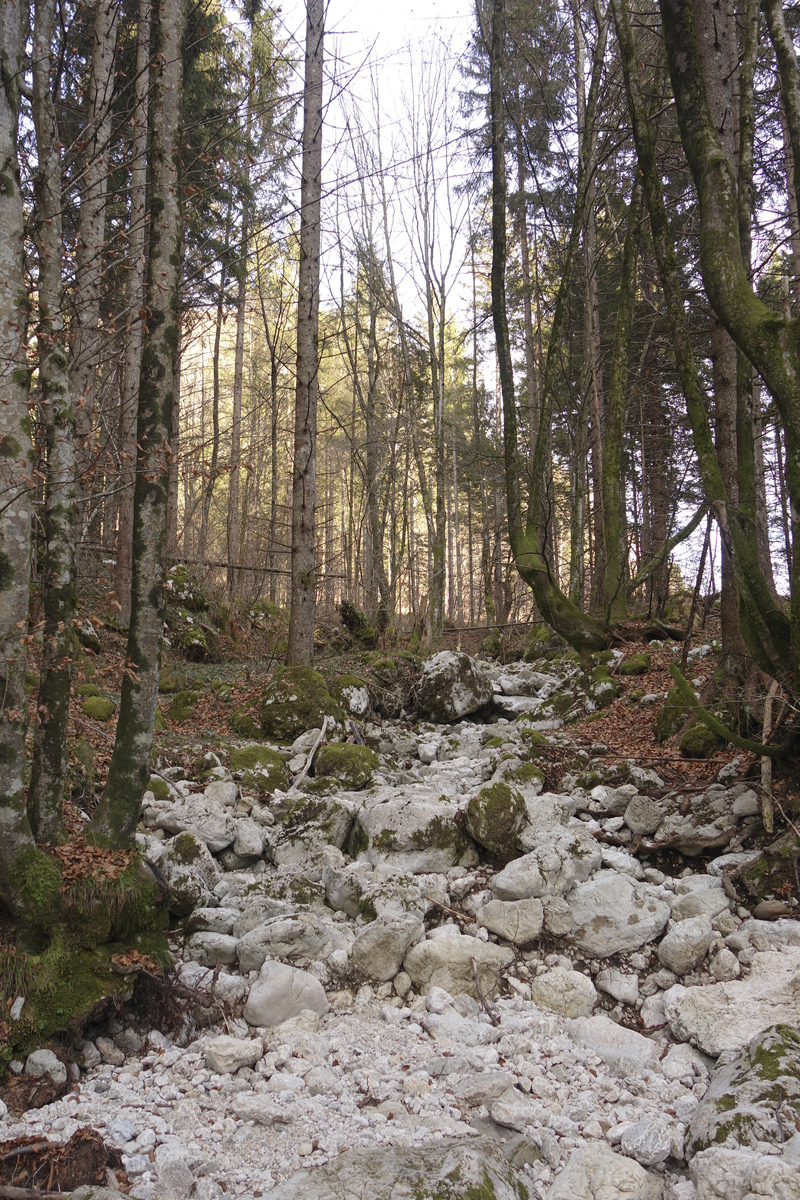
[2,650,799,1200]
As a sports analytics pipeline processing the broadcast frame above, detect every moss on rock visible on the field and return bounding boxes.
[653,686,691,742]
[261,666,342,741]
[679,723,723,759]
[168,690,199,722]
[76,682,101,698]
[230,744,289,792]
[147,777,171,802]
[466,783,526,855]
[585,664,620,710]
[315,743,378,790]
[619,652,651,676]
[81,696,116,721]
[232,707,261,738]
[329,674,371,716]
[505,763,545,788]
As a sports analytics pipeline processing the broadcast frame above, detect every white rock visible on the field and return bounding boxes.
[107,1115,138,1144]
[154,1143,194,1199]
[689,1148,800,1200]
[670,888,731,923]
[187,932,240,967]
[640,994,667,1028]
[658,917,713,975]
[351,914,424,981]
[624,796,665,837]
[596,967,640,1005]
[567,871,670,956]
[531,968,597,1017]
[350,788,477,874]
[203,1035,263,1074]
[662,947,800,1055]
[156,796,236,852]
[709,948,740,981]
[204,780,238,807]
[25,1048,66,1082]
[403,931,514,996]
[546,1141,663,1199]
[243,961,329,1026]
[418,741,439,764]
[179,961,248,1004]
[236,915,353,973]
[566,1014,662,1076]
[233,818,266,858]
[476,897,544,944]
[601,847,645,879]
[620,1119,672,1166]
[416,651,494,722]
[186,906,239,935]
[490,847,576,900]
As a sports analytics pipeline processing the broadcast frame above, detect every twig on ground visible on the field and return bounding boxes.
[422,895,471,923]
[287,716,328,795]
[470,956,499,1027]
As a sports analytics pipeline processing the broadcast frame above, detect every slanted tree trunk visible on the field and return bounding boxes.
[70,0,118,540]
[27,0,77,845]
[115,0,151,622]
[287,0,324,665]
[89,0,188,846]
[0,0,61,923]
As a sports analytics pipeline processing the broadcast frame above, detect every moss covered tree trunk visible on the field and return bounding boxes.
[287,0,324,666]
[27,0,77,845]
[89,0,188,847]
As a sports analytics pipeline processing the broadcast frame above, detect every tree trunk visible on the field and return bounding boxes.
[115,0,151,622]
[89,0,188,847]
[0,0,55,919]
[70,0,119,541]
[287,0,324,665]
[27,0,77,845]
[228,83,253,598]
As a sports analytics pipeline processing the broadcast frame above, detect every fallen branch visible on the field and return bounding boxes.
[287,716,329,795]
[470,955,499,1026]
[422,895,472,923]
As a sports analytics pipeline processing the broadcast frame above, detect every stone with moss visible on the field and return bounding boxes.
[368,656,398,686]
[416,651,494,723]
[168,690,199,722]
[687,1025,800,1155]
[147,776,172,802]
[679,723,723,759]
[653,686,692,742]
[329,674,371,717]
[81,696,116,721]
[183,626,211,661]
[480,630,504,659]
[167,564,208,612]
[505,762,545,790]
[230,744,288,792]
[349,794,478,874]
[76,682,101,698]
[315,743,378,790]
[736,829,800,906]
[270,795,357,866]
[158,673,179,694]
[619,652,651,676]
[154,709,167,732]
[232,706,261,738]
[584,664,620,711]
[466,783,526,855]
[261,666,343,742]
[210,679,232,701]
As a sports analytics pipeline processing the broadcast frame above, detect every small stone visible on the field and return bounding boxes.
[298,1142,314,1157]
[394,970,412,998]
[204,1035,263,1074]
[530,967,596,1017]
[658,917,713,975]
[623,795,665,836]
[95,1036,125,1066]
[154,1143,194,1199]
[9,997,24,1021]
[418,742,439,764]
[107,1115,138,1144]
[731,788,759,817]
[709,948,740,981]
[25,1048,64,1081]
[596,968,639,1005]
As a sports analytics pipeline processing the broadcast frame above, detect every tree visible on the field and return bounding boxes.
[286,0,324,665]
[90,0,189,846]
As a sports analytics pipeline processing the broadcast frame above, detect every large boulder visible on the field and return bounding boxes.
[689,1148,800,1200]
[489,825,600,901]
[546,1141,663,1200]
[243,961,329,1027]
[268,795,356,866]
[657,917,713,975]
[348,789,478,874]
[229,744,289,793]
[403,931,514,996]
[155,795,236,853]
[236,915,354,973]
[476,898,544,944]
[161,832,221,916]
[416,651,493,722]
[314,744,378,790]
[566,1013,663,1077]
[260,1138,533,1200]
[662,947,800,1056]
[687,1025,800,1156]
[566,871,670,957]
[465,782,526,854]
[261,666,343,741]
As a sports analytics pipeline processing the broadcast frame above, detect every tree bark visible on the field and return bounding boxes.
[28,0,77,845]
[89,0,188,846]
[115,0,151,622]
[287,0,324,665]
[0,0,53,916]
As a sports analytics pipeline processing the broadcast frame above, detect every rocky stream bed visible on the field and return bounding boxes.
[2,650,799,1200]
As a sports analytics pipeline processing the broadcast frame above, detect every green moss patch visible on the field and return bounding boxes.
[619,652,651,676]
[168,690,199,722]
[466,782,526,854]
[261,666,342,741]
[679,723,723,759]
[230,744,288,792]
[147,777,171,802]
[232,707,261,737]
[315,743,378,790]
[653,686,691,742]
[505,763,545,788]
[76,682,102,698]
[81,696,116,722]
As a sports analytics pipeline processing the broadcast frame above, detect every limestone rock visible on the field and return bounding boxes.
[261,666,343,741]
[403,930,514,996]
[657,917,713,975]
[687,1024,800,1156]
[662,947,800,1055]
[162,832,221,916]
[620,1119,672,1166]
[546,1141,663,1200]
[233,818,266,858]
[566,1014,662,1076]
[476,897,544,944]
[156,796,236,853]
[351,914,424,981]
[25,1048,66,1083]
[465,782,526,853]
[689,1147,800,1200]
[596,967,640,1005]
[261,1137,531,1200]
[349,789,477,874]
[187,931,240,967]
[670,887,731,923]
[243,961,329,1027]
[236,915,353,973]
[490,845,577,901]
[567,871,670,956]
[203,1035,263,1074]
[624,795,665,837]
[154,1143,194,1199]
[416,651,494,723]
[269,795,356,866]
[530,967,597,1017]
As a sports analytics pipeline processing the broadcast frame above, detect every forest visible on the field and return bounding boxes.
[1,0,800,1138]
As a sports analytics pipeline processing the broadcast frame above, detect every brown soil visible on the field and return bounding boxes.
[0,1126,126,1192]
